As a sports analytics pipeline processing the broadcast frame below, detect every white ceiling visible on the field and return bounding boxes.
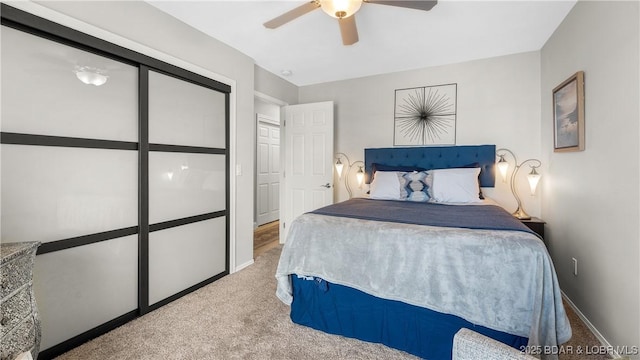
[148,0,576,87]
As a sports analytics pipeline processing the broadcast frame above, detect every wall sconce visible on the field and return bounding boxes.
[335,152,364,199]
[496,148,542,220]
[74,66,108,86]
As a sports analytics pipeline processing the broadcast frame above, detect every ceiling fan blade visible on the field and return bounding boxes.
[365,0,437,11]
[263,1,321,29]
[338,16,359,45]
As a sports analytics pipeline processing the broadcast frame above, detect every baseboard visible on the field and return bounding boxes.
[561,291,622,359]
[234,259,254,273]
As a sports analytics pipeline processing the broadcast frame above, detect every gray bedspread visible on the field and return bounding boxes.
[312,198,538,237]
[275,202,572,359]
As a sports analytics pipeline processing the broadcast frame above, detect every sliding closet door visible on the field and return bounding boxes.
[146,70,228,307]
[1,6,230,356]
[1,25,139,350]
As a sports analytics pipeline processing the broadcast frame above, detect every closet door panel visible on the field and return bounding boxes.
[1,26,138,141]
[33,235,138,350]
[148,152,226,224]
[148,71,226,148]
[148,217,226,305]
[0,144,138,242]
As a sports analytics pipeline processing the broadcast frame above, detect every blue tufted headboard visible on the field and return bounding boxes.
[364,145,496,187]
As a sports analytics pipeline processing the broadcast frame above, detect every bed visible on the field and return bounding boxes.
[275,145,571,360]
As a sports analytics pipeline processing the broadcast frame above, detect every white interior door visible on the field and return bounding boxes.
[256,114,280,226]
[281,101,334,243]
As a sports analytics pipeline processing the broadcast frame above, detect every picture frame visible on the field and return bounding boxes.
[393,83,457,146]
[553,71,585,152]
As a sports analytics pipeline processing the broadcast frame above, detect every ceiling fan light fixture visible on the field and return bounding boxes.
[320,0,362,19]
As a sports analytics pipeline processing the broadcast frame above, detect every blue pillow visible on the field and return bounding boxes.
[371,163,426,182]
[372,163,427,172]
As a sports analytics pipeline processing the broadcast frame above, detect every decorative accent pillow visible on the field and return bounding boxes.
[401,171,430,202]
[369,171,402,200]
[429,168,483,203]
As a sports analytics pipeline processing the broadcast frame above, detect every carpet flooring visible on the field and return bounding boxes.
[55,245,610,360]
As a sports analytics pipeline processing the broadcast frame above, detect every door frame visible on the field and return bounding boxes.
[254,91,288,230]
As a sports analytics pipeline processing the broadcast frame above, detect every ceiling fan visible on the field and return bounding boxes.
[264,0,438,46]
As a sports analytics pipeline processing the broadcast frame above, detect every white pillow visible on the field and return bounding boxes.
[429,168,482,203]
[369,171,401,200]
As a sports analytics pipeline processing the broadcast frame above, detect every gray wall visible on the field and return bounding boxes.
[254,99,281,120]
[299,51,543,213]
[540,0,640,353]
[255,65,298,106]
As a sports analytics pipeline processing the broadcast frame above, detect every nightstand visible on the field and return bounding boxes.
[520,217,545,239]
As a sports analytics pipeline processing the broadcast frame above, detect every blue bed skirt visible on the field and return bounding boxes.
[290,276,528,360]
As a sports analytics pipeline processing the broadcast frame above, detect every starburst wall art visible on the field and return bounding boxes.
[393,83,457,146]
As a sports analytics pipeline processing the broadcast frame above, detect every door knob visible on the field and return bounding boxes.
[321,183,331,188]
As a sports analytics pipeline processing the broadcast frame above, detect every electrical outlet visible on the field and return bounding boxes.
[572,258,578,276]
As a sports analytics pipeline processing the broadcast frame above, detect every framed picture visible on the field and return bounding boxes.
[393,83,457,146]
[553,71,585,152]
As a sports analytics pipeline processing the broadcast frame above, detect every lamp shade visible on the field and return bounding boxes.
[320,0,362,18]
[497,155,509,182]
[335,158,344,178]
[527,168,541,195]
[355,166,364,187]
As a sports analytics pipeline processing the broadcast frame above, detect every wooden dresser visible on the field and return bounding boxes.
[1,242,41,360]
